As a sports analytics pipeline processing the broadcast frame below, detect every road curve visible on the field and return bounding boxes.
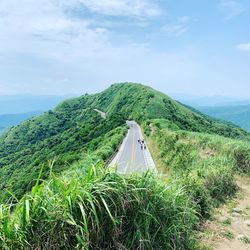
[109,121,156,174]
[94,109,107,119]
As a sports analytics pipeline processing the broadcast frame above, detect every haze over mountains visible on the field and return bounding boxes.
[172,94,250,107]
[171,94,250,132]
[196,104,250,132]
[0,111,42,133]
[0,95,74,115]
[0,95,75,133]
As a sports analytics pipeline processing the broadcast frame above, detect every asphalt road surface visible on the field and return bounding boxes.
[109,121,156,174]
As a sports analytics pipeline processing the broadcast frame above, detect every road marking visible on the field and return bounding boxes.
[130,125,135,173]
[109,121,156,174]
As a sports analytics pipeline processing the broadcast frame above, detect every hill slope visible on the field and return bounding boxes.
[94,83,248,137]
[0,83,249,201]
[197,104,250,131]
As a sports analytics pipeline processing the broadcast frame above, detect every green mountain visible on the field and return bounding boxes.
[1,83,250,249]
[0,83,248,201]
[97,83,248,137]
[197,104,250,131]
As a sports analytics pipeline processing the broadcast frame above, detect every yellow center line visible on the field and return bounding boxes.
[130,126,135,173]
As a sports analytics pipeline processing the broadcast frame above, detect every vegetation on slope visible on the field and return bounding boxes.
[1,83,248,202]
[2,119,249,249]
[0,106,126,201]
[0,163,198,250]
[95,83,248,138]
[1,124,250,249]
[1,83,250,249]
[143,119,250,215]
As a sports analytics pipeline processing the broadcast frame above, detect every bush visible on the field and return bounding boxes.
[203,167,238,204]
[233,146,250,174]
[0,164,199,250]
[178,174,211,218]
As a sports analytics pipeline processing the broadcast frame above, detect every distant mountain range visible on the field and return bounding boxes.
[172,94,250,132]
[0,111,43,134]
[196,104,250,131]
[0,95,74,115]
[172,93,250,107]
[0,95,74,133]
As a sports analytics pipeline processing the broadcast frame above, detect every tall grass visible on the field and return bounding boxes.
[144,121,248,214]
[0,162,199,250]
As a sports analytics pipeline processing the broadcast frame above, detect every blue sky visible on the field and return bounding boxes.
[0,0,250,96]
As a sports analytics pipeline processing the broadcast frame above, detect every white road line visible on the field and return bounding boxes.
[109,121,156,174]
[137,123,156,172]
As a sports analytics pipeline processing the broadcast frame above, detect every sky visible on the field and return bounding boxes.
[0,0,250,97]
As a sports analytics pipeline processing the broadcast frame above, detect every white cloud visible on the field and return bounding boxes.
[0,0,204,96]
[237,43,250,51]
[162,16,190,36]
[75,0,161,17]
[0,0,162,61]
[0,0,112,61]
[219,0,246,21]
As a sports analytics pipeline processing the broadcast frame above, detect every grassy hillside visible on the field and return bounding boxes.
[197,104,250,131]
[1,83,250,249]
[0,97,126,201]
[0,163,200,250]
[144,119,250,216]
[0,82,249,202]
[94,83,248,138]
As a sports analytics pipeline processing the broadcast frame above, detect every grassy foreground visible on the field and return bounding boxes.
[1,124,250,249]
[143,119,250,215]
[0,162,199,250]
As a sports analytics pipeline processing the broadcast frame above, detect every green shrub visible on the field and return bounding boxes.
[233,146,250,174]
[203,167,238,204]
[0,164,199,250]
[178,174,211,218]
[149,125,242,216]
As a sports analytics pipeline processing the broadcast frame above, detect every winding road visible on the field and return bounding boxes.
[109,121,156,174]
